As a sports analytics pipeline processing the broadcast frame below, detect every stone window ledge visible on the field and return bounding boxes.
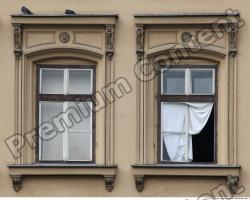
[131,164,240,193]
[8,164,117,192]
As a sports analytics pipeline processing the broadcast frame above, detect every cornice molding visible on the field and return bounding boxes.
[11,14,118,25]
[134,13,240,25]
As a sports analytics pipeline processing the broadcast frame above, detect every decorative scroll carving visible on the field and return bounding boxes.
[14,24,22,59]
[106,25,115,60]
[11,175,23,192]
[136,25,144,60]
[134,175,144,192]
[104,175,115,192]
[228,25,238,57]
[59,32,70,43]
[226,175,240,194]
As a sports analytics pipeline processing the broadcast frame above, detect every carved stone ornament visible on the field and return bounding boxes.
[136,25,144,60]
[106,25,115,60]
[59,32,70,43]
[229,25,238,57]
[14,24,22,59]
[181,31,193,43]
[104,175,115,192]
[134,175,144,192]
[11,175,23,192]
[226,175,240,194]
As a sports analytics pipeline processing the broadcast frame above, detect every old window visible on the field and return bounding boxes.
[160,66,216,163]
[132,13,241,193]
[8,13,118,192]
[37,65,95,162]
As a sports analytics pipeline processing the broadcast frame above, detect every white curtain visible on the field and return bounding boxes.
[162,102,213,162]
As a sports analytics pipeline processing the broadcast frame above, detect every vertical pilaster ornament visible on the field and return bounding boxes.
[104,175,115,192]
[228,24,238,57]
[226,175,240,194]
[11,175,23,192]
[136,25,144,60]
[106,25,115,61]
[134,175,144,192]
[13,24,22,60]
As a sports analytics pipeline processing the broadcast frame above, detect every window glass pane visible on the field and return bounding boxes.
[41,132,63,161]
[191,70,213,94]
[40,101,64,160]
[68,132,91,161]
[40,101,63,123]
[68,69,92,94]
[162,70,185,95]
[40,69,64,94]
[67,102,91,132]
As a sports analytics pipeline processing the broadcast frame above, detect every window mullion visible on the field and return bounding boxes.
[64,69,68,95]
[63,102,68,161]
[63,69,68,161]
[185,68,191,95]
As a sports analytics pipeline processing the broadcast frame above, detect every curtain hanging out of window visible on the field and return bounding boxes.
[161,102,213,162]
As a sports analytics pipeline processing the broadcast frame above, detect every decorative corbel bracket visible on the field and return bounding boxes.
[106,24,115,61]
[10,175,23,192]
[136,25,144,60]
[13,24,22,60]
[226,175,240,194]
[228,24,238,57]
[104,175,115,192]
[134,175,144,192]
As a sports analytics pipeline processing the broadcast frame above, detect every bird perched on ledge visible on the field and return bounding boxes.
[65,9,76,15]
[21,6,33,15]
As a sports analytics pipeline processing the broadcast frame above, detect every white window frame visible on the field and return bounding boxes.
[160,67,215,162]
[40,68,93,95]
[39,68,93,162]
[161,68,215,96]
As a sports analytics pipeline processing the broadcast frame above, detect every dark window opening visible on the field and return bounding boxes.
[192,107,215,163]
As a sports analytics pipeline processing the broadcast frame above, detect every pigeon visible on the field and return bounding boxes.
[65,9,76,15]
[21,6,33,15]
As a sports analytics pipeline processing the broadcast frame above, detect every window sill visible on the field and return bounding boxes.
[8,164,117,192]
[131,164,240,193]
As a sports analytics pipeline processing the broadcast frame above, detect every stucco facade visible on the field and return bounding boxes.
[0,0,249,197]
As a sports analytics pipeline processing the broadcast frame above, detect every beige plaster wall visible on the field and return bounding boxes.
[0,0,249,196]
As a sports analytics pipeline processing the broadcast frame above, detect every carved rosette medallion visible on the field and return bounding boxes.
[59,32,70,43]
